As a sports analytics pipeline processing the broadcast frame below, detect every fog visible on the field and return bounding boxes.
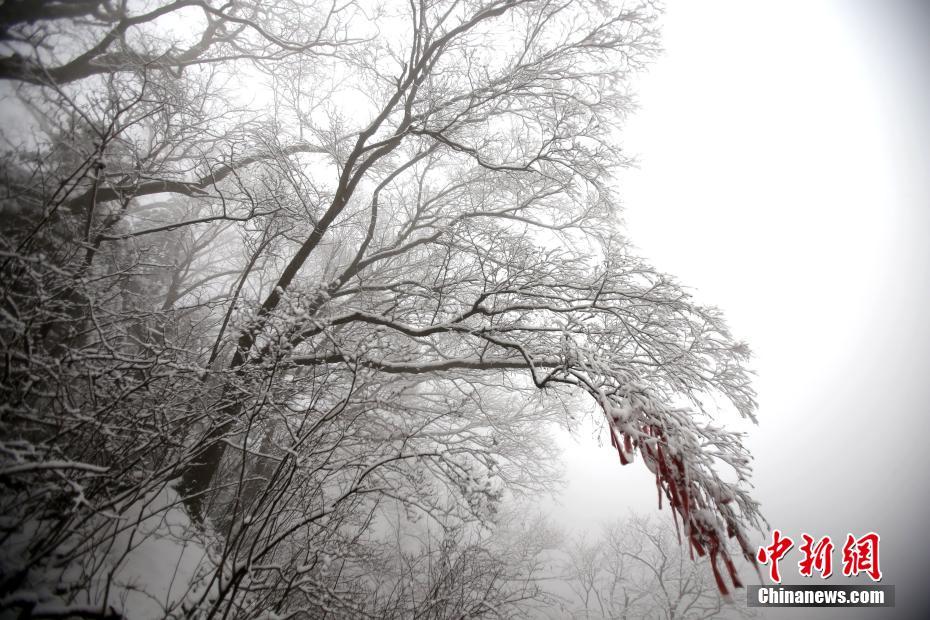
[2,1,927,617]
[553,1,930,616]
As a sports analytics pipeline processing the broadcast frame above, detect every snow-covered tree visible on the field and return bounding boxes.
[561,515,757,619]
[0,1,761,616]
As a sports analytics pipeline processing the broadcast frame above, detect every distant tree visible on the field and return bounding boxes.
[366,508,560,619]
[0,1,761,617]
[562,515,756,620]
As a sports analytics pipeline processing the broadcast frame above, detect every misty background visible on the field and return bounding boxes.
[551,1,930,617]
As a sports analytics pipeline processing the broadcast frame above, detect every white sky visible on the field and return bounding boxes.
[549,2,930,616]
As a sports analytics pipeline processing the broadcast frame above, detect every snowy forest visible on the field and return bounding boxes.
[0,1,762,617]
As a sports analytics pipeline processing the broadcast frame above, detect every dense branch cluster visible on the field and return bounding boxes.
[0,1,761,617]
[562,515,755,618]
